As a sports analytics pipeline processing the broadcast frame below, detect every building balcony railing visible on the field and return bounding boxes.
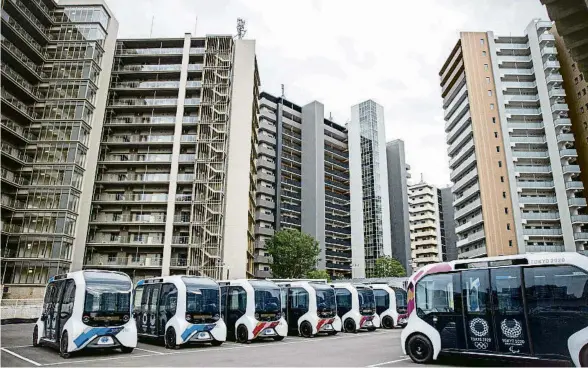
[510,136,546,144]
[1,118,32,140]
[512,150,549,158]
[118,47,184,55]
[95,193,169,202]
[7,0,48,35]
[96,173,171,182]
[516,165,552,174]
[519,196,558,205]
[0,36,43,76]
[1,11,45,56]
[453,168,478,193]
[172,236,189,245]
[170,258,188,267]
[563,165,581,174]
[557,133,575,143]
[545,73,563,83]
[553,118,571,128]
[522,212,560,220]
[88,236,164,245]
[105,135,174,143]
[86,257,163,267]
[173,214,190,223]
[523,228,563,236]
[111,80,180,89]
[1,143,32,162]
[458,245,487,259]
[560,149,578,158]
[91,214,166,223]
[456,230,485,248]
[109,98,179,107]
[565,181,584,190]
[114,64,182,72]
[574,233,588,241]
[455,198,482,220]
[569,198,587,207]
[517,180,554,189]
[455,214,484,233]
[571,215,588,223]
[1,63,42,99]
[101,154,172,163]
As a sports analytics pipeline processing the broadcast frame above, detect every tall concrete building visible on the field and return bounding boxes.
[83,35,260,282]
[553,27,588,201]
[408,182,445,269]
[440,19,588,260]
[256,92,352,279]
[349,100,392,278]
[439,186,458,261]
[540,0,588,77]
[385,139,412,273]
[1,0,118,298]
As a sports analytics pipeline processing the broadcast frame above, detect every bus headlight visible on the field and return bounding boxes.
[123,314,130,322]
[254,313,260,320]
[185,314,192,322]
[82,315,90,323]
[275,312,281,319]
[213,314,220,321]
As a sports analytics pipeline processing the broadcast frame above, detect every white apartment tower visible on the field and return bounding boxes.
[348,100,392,277]
[440,20,588,259]
[408,182,444,269]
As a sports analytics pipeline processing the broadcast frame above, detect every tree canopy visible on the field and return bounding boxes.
[306,269,331,282]
[265,229,320,278]
[373,256,406,277]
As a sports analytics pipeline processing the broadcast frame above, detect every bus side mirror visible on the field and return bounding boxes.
[40,314,47,321]
[132,312,138,318]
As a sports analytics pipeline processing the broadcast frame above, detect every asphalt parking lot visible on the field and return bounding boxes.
[0,323,571,367]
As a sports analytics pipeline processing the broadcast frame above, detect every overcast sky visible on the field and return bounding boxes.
[104,0,549,187]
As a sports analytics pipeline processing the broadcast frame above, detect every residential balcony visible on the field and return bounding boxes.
[94,193,169,202]
[257,185,276,196]
[563,165,581,174]
[410,212,436,222]
[569,197,587,207]
[541,47,559,57]
[255,226,275,237]
[517,180,554,189]
[451,154,477,182]
[1,10,46,58]
[455,214,484,233]
[111,80,181,89]
[172,236,189,245]
[548,88,566,98]
[458,245,487,259]
[413,230,438,239]
[453,168,478,193]
[516,165,552,174]
[545,73,563,83]
[1,63,42,99]
[411,238,439,247]
[501,81,537,90]
[85,257,163,268]
[443,87,468,121]
[173,214,190,223]
[510,136,546,145]
[1,143,32,163]
[519,196,558,205]
[503,94,539,104]
[114,64,183,72]
[539,33,556,43]
[453,182,480,207]
[88,235,164,245]
[255,269,272,278]
[96,173,171,183]
[574,233,588,241]
[444,98,469,131]
[446,112,471,141]
[109,98,180,107]
[571,215,588,224]
[448,140,475,169]
[118,47,184,56]
[498,55,532,64]
[413,256,440,265]
[508,122,544,131]
[523,228,563,236]
[175,194,192,202]
[455,198,482,220]
[413,247,439,257]
[557,133,575,143]
[512,150,549,159]
[255,211,274,223]
[496,43,530,51]
[560,149,578,158]
[551,103,569,113]
[170,258,188,267]
[1,118,31,141]
[257,199,275,210]
[254,255,272,264]
[505,108,542,117]
[553,118,572,128]
[456,230,485,248]
[447,126,473,156]
[90,214,166,224]
[409,204,436,214]
[100,154,172,163]
[177,174,195,182]
[178,154,195,162]
[565,181,584,190]
[522,212,560,221]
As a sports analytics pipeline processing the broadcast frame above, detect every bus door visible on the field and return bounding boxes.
[56,280,76,341]
[43,281,59,341]
[158,283,178,334]
[490,267,530,355]
[224,286,246,338]
[287,288,308,332]
[462,269,497,352]
[136,283,162,336]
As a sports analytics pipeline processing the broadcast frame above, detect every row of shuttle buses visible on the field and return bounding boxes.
[31,273,407,358]
[31,252,586,366]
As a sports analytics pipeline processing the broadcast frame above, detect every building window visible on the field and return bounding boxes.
[575,77,579,84]
[503,191,506,198]
[582,88,586,96]
[498,161,502,167]
[507,223,511,230]
[480,39,485,45]
[494,132,498,138]
[492,117,496,124]
[482,51,487,56]
[484,64,489,71]
[488,90,493,96]
[509,240,513,247]
[496,146,500,152]
[490,103,495,110]
[486,77,491,84]
[505,207,509,214]
[500,176,505,183]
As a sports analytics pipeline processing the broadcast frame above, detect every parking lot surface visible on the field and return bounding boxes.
[0,323,570,367]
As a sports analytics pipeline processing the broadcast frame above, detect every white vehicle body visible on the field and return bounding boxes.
[401,252,588,367]
[34,270,137,357]
[134,276,226,347]
[219,279,288,342]
[331,283,376,333]
[369,284,407,329]
[275,280,342,336]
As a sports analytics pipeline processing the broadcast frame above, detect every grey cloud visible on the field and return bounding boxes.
[337,36,377,70]
[377,78,407,91]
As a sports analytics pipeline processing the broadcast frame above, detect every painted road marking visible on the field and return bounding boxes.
[2,345,34,349]
[134,347,165,355]
[43,329,395,366]
[1,347,42,366]
[367,357,411,367]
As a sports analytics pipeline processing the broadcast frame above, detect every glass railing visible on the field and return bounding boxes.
[97,173,171,182]
[178,154,195,162]
[1,143,32,162]
[186,81,202,88]
[105,116,176,125]
[109,98,179,106]
[173,214,190,222]
[545,74,563,83]
[565,181,584,189]
[1,90,37,118]
[523,228,562,236]
[571,215,588,223]
[552,103,568,111]
[518,181,554,188]
[96,193,169,202]
[187,64,203,71]
[89,235,164,245]
[553,118,571,127]
[1,118,31,140]
[118,47,184,55]
[568,198,587,206]
[180,135,197,142]
[101,154,172,162]
[184,98,200,105]
[557,134,574,142]
[189,47,205,54]
[177,174,195,181]
[512,151,548,158]
[175,194,192,202]
[86,256,163,267]
[8,0,47,34]
[0,37,42,75]
[92,214,166,223]
[519,196,558,204]
[516,165,552,173]
[1,63,42,98]
[115,64,182,72]
[1,11,45,54]
[560,149,578,157]
[563,165,581,173]
[183,116,198,123]
[505,108,542,115]
[111,80,180,89]
[105,135,174,143]
[574,233,588,240]
[521,212,559,220]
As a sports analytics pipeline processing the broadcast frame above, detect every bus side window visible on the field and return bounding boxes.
[134,286,144,313]
[229,287,246,313]
[61,280,76,316]
[289,288,309,312]
[43,282,56,315]
[220,286,227,314]
[335,289,352,315]
[159,283,177,317]
[416,273,457,315]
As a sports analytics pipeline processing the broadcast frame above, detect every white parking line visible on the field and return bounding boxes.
[134,347,165,355]
[367,357,411,367]
[2,345,33,349]
[1,347,42,366]
[43,330,394,366]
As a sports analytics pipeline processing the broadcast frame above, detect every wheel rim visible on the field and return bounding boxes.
[301,323,312,337]
[166,330,175,347]
[345,320,354,332]
[237,326,247,342]
[383,317,392,328]
[412,338,428,360]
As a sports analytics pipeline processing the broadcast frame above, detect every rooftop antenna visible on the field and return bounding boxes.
[281,84,285,98]
[329,112,333,120]
[193,15,198,36]
[420,173,424,183]
[236,18,247,39]
[149,15,155,37]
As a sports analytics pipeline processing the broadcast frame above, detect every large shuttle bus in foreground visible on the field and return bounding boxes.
[401,252,588,367]
[33,270,137,358]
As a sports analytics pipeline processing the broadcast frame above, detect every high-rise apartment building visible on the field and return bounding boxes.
[1,0,118,298]
[83,34,259,282]
[439,186,458,261]
[440,19,588,260]
[256,92,352,279]
[408,182,444,269]
[385,139,412,273]
[349,100,392,277]
[540,0,588,77]
[553,27,588,200]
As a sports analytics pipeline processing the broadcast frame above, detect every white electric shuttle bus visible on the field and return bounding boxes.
[133,276,226,348]
[370,283,408,329]
[33,270,137,358]
[401,252,588,367]
[219,279,288,343]
[275,280,342,337]
[332,283,377,333]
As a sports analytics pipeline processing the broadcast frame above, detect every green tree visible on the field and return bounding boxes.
[306,269,331,282]
[373,256,406,277]
[265,229,320,278]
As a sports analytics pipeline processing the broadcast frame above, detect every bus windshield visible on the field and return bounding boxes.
[357,288,376,315]
[393,287,408,314]
[312,285,336,317]
[253,287,281,319]
[83,272,131,326]
[183,277,220,322]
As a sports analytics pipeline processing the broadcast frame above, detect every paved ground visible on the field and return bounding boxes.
[0,323,570,367]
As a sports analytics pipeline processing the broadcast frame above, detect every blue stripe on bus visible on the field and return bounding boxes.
[137,279,145,286]
[73,327,124,347]
[180,324,215,341]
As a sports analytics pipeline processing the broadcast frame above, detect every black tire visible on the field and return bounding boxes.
[273,336,285,341]
[165,327,179,349]
[299,321,313,338]
[406,334,434,364]
[32,326,39,347]
[59,331,70,359]
[580,345,588,367]
[236,325,249,344]
[211,340,223,347]
[343,318,356,333]
[382,316,395,329]
[120,346,134,354]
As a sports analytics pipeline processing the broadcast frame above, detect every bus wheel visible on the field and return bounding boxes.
[382,316,394,329]
[407,334,433,364]
[211,340,223,347]
[236,325,249,344]
[121,347,134,354]
[32,326,39,347]
[343,318,356,333]
[165,328,179,349]
[299,321,313,338]
[59,331,70,359]
[580,345,588,367]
